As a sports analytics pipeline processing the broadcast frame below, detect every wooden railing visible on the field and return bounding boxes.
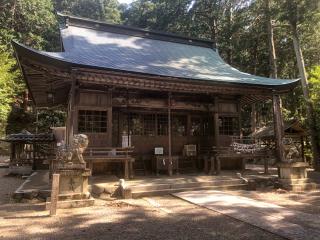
[84,147,135,179]
[84,147,134,158]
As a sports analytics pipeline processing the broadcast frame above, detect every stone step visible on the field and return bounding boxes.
[287,182,320,192]
[46,197,95,209]
[129,179,244,192]
[131,183,247,198]
[281,178,311,184]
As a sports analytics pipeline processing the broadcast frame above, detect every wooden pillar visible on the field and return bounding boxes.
[66,71,76,146]
[107,89,113,146]
[187,114,191,137]
[35,108,39,134]
[272,94,285,162]
[168,93,173,176]
[213,97,220,147]
[238,102,243,139]
[301,136,305,162]
[126,89,130,147]
[251,104,257,134]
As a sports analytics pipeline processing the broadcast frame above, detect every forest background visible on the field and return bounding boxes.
[0,0,319,162]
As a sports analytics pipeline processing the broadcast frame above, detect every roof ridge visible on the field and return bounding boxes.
[57,12,215,49]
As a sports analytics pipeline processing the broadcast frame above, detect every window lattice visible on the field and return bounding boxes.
[219,116,239,135]
[157,114,168,136]
[78,110,107,133]
[143,114,156,136]
[172,115,187,136]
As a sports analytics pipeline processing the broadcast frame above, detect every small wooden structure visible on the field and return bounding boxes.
[1,130,55,174]
[251,120,307,161]
[12,14,299,177]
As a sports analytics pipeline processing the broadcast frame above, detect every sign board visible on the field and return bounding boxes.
[122,135,131,148]
[154,147,164,155]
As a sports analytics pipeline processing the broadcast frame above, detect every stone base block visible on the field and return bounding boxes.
[55,169,91,195]
[278,162,308,179]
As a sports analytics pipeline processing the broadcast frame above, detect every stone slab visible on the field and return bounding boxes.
[174,190,320,240]
[45,197,95,209]
[9,166,32,175]
[13,171,50,200]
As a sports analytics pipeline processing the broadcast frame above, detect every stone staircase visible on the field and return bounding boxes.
[131,179,247,198]
[91,176,248,199]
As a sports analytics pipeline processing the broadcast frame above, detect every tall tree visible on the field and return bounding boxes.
[265,0,277,78]
[0,0,60,135]
[278,0,320,167]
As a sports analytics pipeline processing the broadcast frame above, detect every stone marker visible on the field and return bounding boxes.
[50,173,60,216]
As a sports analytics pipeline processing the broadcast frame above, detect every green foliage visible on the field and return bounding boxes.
[36,109,67,133]
[0,0,60,137]
[0,0,319,144]
[0,50,23,136]
[0,0,59,51]
[54,0,122,23]
[309,65,320,137]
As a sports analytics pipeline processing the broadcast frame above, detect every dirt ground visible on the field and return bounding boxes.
[1,168,320,240]
[0,197,286,240]
[0,167,285,240]
[0,168,24,204]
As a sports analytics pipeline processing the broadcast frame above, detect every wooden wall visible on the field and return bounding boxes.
[73,89,112,147]
[72,88,242,171]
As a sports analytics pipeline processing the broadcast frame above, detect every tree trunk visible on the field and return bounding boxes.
[265,0,284,163]
[273,94,285,162]
[265,0,278,78]
[292,26,320,169]
[226,3,233,64]
[211,18,218,49]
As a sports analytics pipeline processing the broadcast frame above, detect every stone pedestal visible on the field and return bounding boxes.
[46,164,94,209]
[278,162,311,191]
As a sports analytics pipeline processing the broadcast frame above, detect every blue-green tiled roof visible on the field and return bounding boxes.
[22,22,300,87]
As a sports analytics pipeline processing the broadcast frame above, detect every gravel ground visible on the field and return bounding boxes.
[0,168,24,204]
[0,166,285,240]
[1,168,320,240]
[0,195,287,240]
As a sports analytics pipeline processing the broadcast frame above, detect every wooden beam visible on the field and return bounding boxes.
[66,70,76,146]
[272,94,285,162]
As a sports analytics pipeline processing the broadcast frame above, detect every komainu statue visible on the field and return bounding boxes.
[56,134,89,166]
[283,138,301,163]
